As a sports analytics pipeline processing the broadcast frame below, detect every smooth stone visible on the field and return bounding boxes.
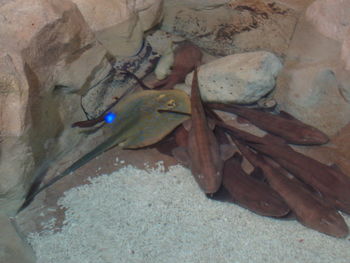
[184,51,282,104]
[162,1,298,56]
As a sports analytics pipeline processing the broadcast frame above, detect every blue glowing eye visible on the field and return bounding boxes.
[104,112,117,123]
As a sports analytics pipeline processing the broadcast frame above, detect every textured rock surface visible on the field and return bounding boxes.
[162,0,298,56]
[341,31,350,70]
[184,51,282,104]
[306,0,350,42]
[136,0,164,31]
[82,40,159,118]
[274,0,315,11]
[5,1,350,262]
[0,54,26,137]
[0,0,95,216]
[275,14,350,136]
[54,42,113,95]
[277,65,350,135]
[335,62,350,102]
[71,0,163,56]
[305,0,350,92]
[0,214,36,263]
[0,0,162,217]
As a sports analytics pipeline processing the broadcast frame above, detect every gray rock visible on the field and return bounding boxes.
[184,51,282,104]
[0,214,36,263]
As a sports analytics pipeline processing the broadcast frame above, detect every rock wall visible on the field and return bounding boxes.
[0,0,162,215]
[161,0,350,136]
[275,0,350,135]
[1,0,350,261]
[162,0,298,56]
[0,214,36,263]
[2,0,350,217]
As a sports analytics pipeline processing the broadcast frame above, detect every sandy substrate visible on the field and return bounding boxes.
[27,163,350,263]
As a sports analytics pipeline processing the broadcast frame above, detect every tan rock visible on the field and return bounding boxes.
[0,137,35,215]
[0,0,163,215]
[0,0,107,214]
[71,0,163,56]
[96,16,144,57]
[341,30,350,70]
[71,0,133,31]
[162,0,298,56]
[0,214,36,263]
[275,16,350,136]
[335,63,350,103]
[136,0,164,31]
[54,42,113,95]
[277,65,350,135]
[306,0,350,42]
[1,0,93,54]
[0,54,27,137]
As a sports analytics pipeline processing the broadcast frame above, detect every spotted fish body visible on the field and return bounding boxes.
[19,90,191,212]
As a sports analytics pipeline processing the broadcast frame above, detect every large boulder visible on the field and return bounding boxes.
[0,0,163,216]
[277,65,350,135]
[275,14,350,136]
[71,0,163,56]
[0,0,96,215]
[306,0,350,42]
[0,53,26,137]
[184,51,282,104]
[306,0,350,74]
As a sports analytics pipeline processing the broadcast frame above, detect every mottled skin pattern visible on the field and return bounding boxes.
[187,67,223,193]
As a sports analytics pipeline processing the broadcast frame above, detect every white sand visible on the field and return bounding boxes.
[28,163,350,263]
